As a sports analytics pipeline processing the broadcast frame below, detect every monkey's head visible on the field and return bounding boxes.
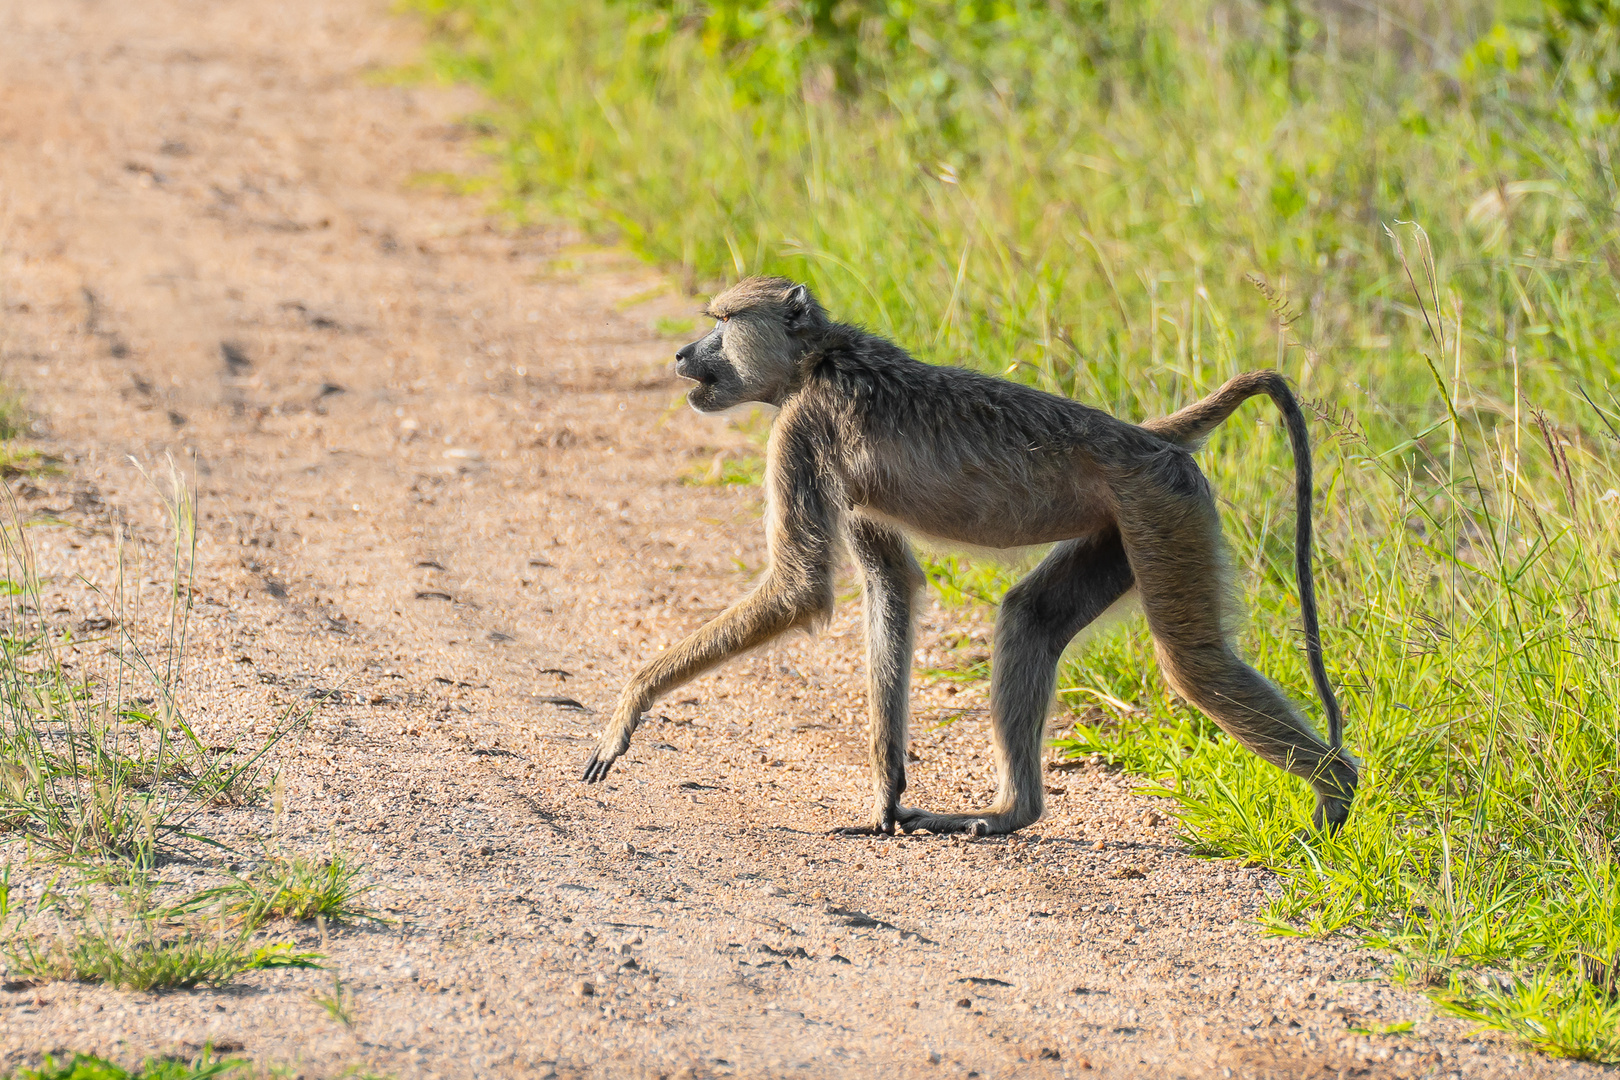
[674,277,828,413]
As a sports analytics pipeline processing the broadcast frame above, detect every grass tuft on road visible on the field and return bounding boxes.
[0,448,348,997]
[0,467,290,863]
[168,850,380,926]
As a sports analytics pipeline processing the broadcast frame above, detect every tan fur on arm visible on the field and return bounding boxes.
[582,405,839,783]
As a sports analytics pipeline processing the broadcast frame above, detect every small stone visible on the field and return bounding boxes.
[572,980,595,998]
[621,842,636,855]
[1077,1058,1093,1070]
[1142,810,1161,827]
[1090,840,1106,852]
[1039,1047,1061,1060]
[956,997,973,1008]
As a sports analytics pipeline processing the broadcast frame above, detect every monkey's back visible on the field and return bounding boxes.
[801,326,1195,549]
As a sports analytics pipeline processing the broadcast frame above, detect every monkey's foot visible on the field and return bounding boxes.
[831,820,896,837]
[581,737,629,784]
[1310,791,1353,834]
[894,806,1032,837]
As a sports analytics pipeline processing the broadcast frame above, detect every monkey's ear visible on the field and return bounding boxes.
[783,284,816,331]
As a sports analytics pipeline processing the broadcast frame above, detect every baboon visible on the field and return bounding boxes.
[582,277,1357,835]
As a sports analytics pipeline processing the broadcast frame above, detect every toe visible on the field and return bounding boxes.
[582,753,612,784]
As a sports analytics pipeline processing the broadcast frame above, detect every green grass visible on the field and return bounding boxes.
[681,452,765,486]
[0,450,343,998]
[169,851,379,926]
[4,924,320,992]
[236,852,378,924]
[652,315,698,338]
[0,863,324,992]
[3,1052,394,1080]
[311,969,358,1027]
[0,468,292,863]
[6,1051,247,1080]
[413,0,1620,1061]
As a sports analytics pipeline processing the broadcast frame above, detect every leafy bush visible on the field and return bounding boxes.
[1542,0,1620,103]
[608,0,1179,107]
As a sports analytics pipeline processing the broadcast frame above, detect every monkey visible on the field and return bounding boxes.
[581,276,1358,836]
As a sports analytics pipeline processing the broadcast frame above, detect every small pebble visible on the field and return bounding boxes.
[573,980,595,998]
[956,998,972,1008]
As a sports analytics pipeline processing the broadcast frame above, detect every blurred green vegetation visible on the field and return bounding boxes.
[414,0,1620,1060]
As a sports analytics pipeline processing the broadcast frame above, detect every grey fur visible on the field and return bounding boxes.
[582,277,1358,835]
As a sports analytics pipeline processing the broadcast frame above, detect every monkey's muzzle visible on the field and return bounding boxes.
[674,342,703,382]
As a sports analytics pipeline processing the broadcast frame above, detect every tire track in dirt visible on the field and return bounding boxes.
[0,1,1588,1078]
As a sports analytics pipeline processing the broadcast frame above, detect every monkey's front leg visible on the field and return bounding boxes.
[582,582,826,783]
[833,519,924,835]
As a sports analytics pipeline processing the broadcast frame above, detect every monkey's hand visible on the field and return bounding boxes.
[581,708,639,784]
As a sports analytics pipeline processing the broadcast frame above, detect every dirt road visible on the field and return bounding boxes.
[0,2,1593,1077]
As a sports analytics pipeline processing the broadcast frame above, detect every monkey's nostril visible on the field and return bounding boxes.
[674,342,700,379]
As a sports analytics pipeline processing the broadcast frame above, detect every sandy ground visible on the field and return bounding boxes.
[0,2,1603,1078]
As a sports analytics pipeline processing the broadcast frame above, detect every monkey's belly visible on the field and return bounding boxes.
[854,477,1112,550]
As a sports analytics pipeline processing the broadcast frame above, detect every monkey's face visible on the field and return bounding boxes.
[676,279,825,413]
[674,314,795,413]
[674,321,746,412]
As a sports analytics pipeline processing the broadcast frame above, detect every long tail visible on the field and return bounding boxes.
[1141,371,1343,752]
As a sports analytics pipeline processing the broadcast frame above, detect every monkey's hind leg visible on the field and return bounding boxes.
[1118,485,1358,831]
[896,532,1135,837]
